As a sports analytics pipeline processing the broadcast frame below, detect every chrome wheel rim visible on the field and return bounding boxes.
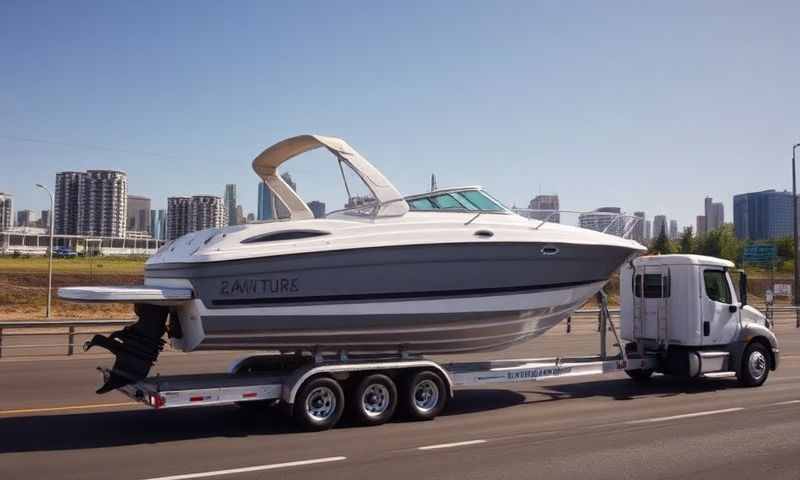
[414,379,439,413]
[748,350,767,381]
[306,386,336,421]
[361,383,390,417]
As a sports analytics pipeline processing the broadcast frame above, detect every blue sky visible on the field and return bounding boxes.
[1,1,798,229]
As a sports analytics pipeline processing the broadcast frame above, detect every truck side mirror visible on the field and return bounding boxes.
[739,271,748,306]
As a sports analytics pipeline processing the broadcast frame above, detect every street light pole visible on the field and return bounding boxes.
[35,184,54,318]
[794,144,800,308]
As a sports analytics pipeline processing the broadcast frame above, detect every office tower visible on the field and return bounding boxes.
[281,172,296,191]
[644,220,652,242]
[696,215,707,236]
[188,195,225,232]
[733,189,798,240]
[527,195,560,223]
[0,193,12,231]
[632,211,645,243]
[704,196,724,231]
[652,215,667,238]
[257,182,274,221]
[127,195,152,235]
[167,196,191,240]
[224,184,238,226]
[307,200,326,219]
[579,207,624,236]
[236,205,244,224]
[149,209,167,240]
[54,171,82,235]
[76,170,128,237]
[669,219,678,240]
[16,209,35,227]
[40,209,50,229]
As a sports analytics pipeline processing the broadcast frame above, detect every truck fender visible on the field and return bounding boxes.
[728,323,779,372]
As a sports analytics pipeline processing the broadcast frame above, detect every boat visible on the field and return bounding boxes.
[59,134,646,393]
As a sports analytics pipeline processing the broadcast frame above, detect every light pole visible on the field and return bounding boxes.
[36,183,54,318]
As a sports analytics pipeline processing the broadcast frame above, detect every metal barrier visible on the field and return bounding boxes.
[0,305,797,358]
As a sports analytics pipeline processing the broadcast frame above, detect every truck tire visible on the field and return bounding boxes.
[400,370,447,421]
[293,376,345,431]
[737,342,770,387]
[625,368,654,382]
[350,374,397,426]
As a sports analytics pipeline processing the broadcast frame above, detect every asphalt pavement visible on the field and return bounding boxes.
[1,322,799,480]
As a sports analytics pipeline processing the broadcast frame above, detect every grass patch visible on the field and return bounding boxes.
[0,255,145,275]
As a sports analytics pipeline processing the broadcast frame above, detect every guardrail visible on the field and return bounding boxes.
[0,306,797,358]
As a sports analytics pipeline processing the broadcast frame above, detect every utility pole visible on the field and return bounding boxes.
[36,183,54,318]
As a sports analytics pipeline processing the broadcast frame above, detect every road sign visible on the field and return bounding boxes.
[774,283,792,297]
[742,244,777,265]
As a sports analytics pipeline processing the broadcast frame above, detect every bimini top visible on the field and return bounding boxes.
[252,135,409,220]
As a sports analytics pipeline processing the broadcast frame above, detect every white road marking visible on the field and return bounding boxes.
[770,400,800,406]
[625,407,744,425]
[141,457,347,480]
[418,439,487,450]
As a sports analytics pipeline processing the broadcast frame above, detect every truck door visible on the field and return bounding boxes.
[701,269,739,345]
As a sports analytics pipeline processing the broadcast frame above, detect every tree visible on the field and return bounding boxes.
[698,224,742,264]
[651,227,674,254]
[679,226,694,254]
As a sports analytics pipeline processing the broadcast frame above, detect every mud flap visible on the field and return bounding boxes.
[85,304,168,394]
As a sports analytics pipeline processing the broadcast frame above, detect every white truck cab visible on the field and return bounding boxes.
[621,254,779,386]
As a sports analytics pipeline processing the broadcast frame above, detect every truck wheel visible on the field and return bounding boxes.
[350,374,397,426]
[625,368,654,382]
[401,370,447,421]
[737,342,770,387]
[293,377,345,431]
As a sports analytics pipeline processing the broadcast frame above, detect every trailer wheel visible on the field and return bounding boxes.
[401,370,447,421]
[350,374,397,426]
[737,342,770,388]
[293,377,345,431]
[625,368,654,382]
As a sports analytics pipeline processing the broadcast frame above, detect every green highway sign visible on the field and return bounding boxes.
[742,244,777,265]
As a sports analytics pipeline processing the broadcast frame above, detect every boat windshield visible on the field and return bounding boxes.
[406,189,507,213]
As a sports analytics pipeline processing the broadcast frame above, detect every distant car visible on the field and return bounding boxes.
[52,247,78,258]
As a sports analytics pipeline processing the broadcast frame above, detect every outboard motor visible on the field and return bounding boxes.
[85,303,169,393]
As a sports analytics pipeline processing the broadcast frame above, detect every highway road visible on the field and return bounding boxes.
[1,323,799,480]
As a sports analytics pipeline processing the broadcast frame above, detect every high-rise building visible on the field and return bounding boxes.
[150,209,166,241]
[579,207,623,236]
[0,193,12,231]
[40,209,50,229]
[527,195,560,223]
[127,195,151,236]
[281,172,297,192]
[733,189,798,240]
[54,171,82,235]
[307,200,326,219]
[188,195,225,233]
[696,215,707,236]
[236,205,244,225]
[704,196,724,231]
[652,215,667,239]
[669,219,678,240]
[224,184,238,226]
[76,170,128,237]
[632,211,646,243]
[257,182,274,221]
[644,220,652,242]
[16,209,35,227]
[167,196,191,240]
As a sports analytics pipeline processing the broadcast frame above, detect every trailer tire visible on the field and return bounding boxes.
[737,342,770,388]
[625,368,654,382]
[293,376,345,431]
[350,374,397,426]
[401,370,447,421]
